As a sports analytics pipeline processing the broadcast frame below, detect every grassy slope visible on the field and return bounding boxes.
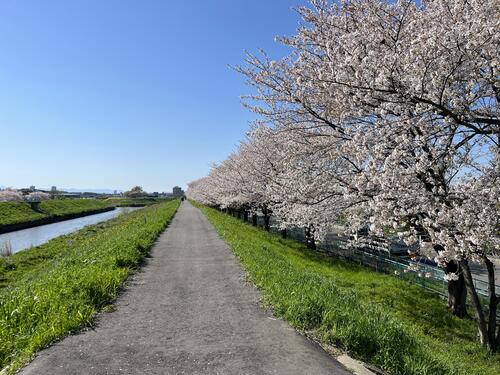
[0,199,111,228]
[0,203,46,226]
[198,204,500,375]
[0,200,179,373]
[39,199,109,216]
[0,198,166,228]
[102,197,172,207]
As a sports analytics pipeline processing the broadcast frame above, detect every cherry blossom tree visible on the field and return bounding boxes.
[255,125,356,245]
[188,126,283,229]
[187,178,216,206]
[124,186,146,198]
[0,189,23,202]
[24,192,51,202]
[192,0,499,350]
[235,0,499,349]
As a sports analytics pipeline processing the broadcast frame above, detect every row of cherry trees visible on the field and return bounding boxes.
[0,189,51,202]
[188,0,499,351]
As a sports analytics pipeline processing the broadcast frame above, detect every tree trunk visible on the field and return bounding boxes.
[281,229,287,239]
[262,206,270,231]
[29,201,42,213]
[252,214,257,226]
[461,260,490,350]
[484,256,499,353]
[444,261,468,318]
[264,215,270,231]
[243,211,249,222]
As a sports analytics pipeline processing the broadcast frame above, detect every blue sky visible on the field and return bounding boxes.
[0,0,307,192]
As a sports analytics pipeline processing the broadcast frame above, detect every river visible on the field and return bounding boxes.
[0,207,141,254]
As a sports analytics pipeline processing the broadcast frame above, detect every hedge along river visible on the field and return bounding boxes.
[0,207,141,254]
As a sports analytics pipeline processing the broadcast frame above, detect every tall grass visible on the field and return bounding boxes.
[198,204,500,375]
[0,200,179,374]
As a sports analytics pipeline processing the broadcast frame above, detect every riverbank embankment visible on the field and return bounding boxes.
[0,198,171,235]
[0,199,180,374]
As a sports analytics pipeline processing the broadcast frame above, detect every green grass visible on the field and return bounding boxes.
[0,203,46,227]
[0,199,110,228]
[0,200,179,374]
[198,204,500,375]
[0,198,170,229]
[39,199,109,217]
[102,197,172,207]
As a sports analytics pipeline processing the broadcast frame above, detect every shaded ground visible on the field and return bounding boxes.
[19,201,349,375]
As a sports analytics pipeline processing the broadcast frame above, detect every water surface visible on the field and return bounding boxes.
[0,207,141,254]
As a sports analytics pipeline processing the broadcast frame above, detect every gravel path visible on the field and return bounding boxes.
[19,201,350,375]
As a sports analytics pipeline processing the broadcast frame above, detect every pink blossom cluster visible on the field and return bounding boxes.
[189,0,499,347]
[0,189,23,202]
[0,189,51,203]
[190,0,499,264]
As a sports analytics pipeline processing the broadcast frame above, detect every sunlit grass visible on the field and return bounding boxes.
[0,200,179,374]
[103,197,171,207]
[198,204,500,375]
[39,198,110,216]
[0,199,110,228]
[0,202,46,227]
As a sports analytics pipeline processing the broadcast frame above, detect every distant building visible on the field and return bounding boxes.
[172,186,184,197]
[29,185,35,191]
[51,186,57,192]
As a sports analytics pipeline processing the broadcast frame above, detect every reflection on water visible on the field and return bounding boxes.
[0,207,141,254]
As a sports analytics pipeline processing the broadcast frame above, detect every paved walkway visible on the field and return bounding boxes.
[20,201,350,375]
